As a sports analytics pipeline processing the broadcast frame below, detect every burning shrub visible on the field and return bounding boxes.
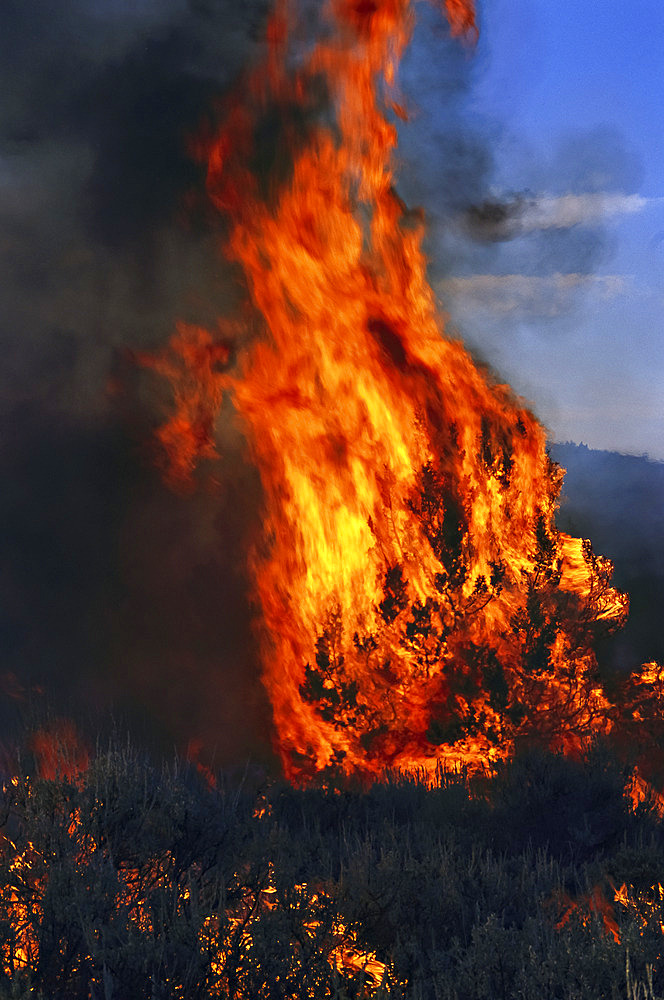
[0,744,246,998]
[0,737,405,998]
[265,746,664,1000]
[2,735,664,998]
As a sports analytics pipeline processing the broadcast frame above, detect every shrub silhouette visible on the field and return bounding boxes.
[1,734,664,998]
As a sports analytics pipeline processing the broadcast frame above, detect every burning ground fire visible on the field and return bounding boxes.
[0,725,400,995]
[4,725,664,996]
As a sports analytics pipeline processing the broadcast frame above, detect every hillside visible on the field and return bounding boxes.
[550,442,664,673]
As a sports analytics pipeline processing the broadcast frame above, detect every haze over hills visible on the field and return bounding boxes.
[551,441,664,674]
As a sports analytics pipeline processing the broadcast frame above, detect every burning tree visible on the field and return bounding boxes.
[297,457,628,777]
[141,0,660,784]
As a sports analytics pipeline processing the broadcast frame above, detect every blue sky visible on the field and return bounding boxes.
[404,0,664,459]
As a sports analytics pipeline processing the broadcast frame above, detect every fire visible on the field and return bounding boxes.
[554,879,664,949]
[29,719,90,783]
[0,736,397,995]
[140,0,638,781]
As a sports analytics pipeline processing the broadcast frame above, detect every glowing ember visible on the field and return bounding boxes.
[143,0,635,781]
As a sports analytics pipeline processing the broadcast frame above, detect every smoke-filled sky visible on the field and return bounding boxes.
[1,0,662,755]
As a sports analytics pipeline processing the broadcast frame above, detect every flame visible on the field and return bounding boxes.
[553,879,664,948]
[553,882,622,945]
[0,759,395,993]
[6,747,664,991]
[0,829,43,973]
[29,719,90,782]
[140,0,639,781]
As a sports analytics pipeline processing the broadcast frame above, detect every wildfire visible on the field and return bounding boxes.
[0,739,397,996]
[138,0,639,782]
[3,730,664,996]
[5,1,664,994]
[554,879,664,950]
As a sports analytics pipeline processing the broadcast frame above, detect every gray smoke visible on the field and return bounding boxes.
[422,123,645,321]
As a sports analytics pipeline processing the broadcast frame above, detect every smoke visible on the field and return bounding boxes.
[0,0,276,762]
[437,127,643,312]
[437,272,630,319]
[0,393,273,764]
[463,193,650,242]
[394,18,646,322]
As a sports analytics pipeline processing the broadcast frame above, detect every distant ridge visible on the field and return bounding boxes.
[550,441,664,672]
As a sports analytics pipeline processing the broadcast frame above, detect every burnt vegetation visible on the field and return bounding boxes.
[2,737,664,998]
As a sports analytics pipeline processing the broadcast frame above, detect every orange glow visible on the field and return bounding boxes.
[554,882,621,944]
[141,0,640,782]
[0,743,395,992]
[443,0,478,39]
[554,879,664,947]
[0,833,43,974]
[29,719,89,782]
[136,324,231,492]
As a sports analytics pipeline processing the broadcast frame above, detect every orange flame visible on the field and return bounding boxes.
[143,0,635,781]
[29,719,89,782]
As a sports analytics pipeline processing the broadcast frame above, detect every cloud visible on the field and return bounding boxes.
[438,272,630,318]
[463,193,652,243]
[419,124,646,291]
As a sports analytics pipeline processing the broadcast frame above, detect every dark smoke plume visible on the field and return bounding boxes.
[0,0,275,762]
